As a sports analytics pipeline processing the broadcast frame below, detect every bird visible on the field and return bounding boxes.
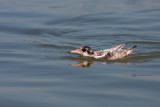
[70,43,137,60]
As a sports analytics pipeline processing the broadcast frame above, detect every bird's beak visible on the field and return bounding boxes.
[70,49,81,54]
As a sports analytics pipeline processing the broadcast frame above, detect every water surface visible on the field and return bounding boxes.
[0,0,160,107]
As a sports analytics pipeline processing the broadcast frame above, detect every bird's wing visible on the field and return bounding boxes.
[103,43,128,52]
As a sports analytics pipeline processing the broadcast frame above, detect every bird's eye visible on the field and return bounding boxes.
[82,48,86,52]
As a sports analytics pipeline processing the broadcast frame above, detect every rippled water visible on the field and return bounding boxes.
[0,0,160,107]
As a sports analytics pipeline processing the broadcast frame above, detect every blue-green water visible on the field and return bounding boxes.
[0,0,160,107]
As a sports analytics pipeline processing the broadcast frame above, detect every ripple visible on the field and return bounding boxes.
[38,43,74,49]
[132,41,160,45]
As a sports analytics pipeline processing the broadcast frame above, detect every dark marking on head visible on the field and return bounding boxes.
[81,46,94,54]
[86,46,94,54]
[88,51,94,54]
[82,48,86,52]
[83,46,91,50]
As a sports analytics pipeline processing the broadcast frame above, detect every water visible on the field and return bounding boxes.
[0,0,160,107]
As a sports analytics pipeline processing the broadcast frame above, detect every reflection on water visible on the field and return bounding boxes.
[71,60,93,67]
[70,57,132,67]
